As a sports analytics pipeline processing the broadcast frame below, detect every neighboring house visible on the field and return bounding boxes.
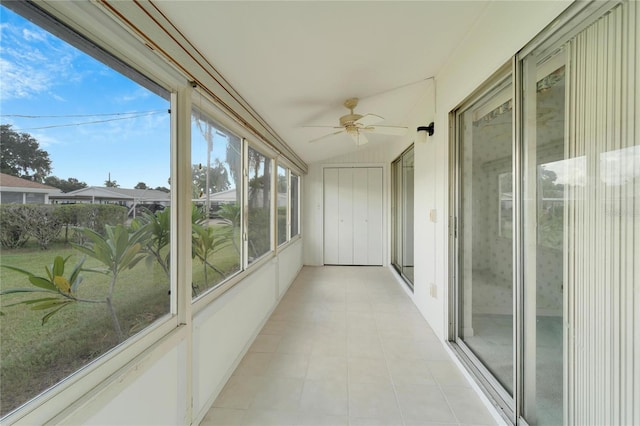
[49,186,171,216]
[0,173,62,204]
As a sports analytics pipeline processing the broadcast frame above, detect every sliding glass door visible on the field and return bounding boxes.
[391,146,415,288]
[451,2,637,424]
[521,48,566,426]
[455,74,515,400]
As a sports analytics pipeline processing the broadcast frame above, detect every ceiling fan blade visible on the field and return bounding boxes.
[355,113,384,127]
[362,125,407,136]
[355,132,369,146]
[301,125,343,129]
[308,129,345,143]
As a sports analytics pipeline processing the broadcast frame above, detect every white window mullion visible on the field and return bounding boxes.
[242,139,249,270]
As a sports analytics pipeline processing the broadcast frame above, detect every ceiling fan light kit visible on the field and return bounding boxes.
[307,97,408,145]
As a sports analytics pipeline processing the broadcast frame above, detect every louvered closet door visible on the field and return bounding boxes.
[337,168,354,264]
[324,167,383,265]
[323,168,340,265]
[366,167,383,265]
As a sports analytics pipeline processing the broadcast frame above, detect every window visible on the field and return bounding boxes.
[277,165,287,246]
[191,107,242,297]
[0,5,171,417]
[246,147,272,263]
[290,173,300,238]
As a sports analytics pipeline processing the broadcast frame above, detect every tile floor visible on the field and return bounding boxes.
[201,266,498,426]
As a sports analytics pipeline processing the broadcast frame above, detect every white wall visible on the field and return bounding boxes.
[69,337,187,425]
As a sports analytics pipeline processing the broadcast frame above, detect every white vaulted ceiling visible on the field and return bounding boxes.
[153,1,491,164]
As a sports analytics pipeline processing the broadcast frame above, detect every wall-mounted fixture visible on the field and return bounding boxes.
[416,122,434,143]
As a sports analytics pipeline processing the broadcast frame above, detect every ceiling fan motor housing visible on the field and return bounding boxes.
[340,113,363,127]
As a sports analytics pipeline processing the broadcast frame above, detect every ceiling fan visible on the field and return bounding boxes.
[306,97,407,146]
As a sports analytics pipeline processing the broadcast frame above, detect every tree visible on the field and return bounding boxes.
[154,186,170,193]
[134,182,148,190]
[104,179,119,188]
[191,160,230,198]
[44,176,87,193]
[1,124,52,182]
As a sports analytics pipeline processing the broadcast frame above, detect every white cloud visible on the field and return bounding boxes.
[31,132,61,149]
[115,87,151,103]
[21,27,47,42]
[0,19,83,100]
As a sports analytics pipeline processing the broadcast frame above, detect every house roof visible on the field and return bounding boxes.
[50,186,171,202]
[195,188,238,204]
[0,173,61,192]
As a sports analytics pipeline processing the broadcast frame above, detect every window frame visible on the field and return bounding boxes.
[244,144,275,266]
[189,102,245,302]
[290,172,301,240]
[276,164,289,247]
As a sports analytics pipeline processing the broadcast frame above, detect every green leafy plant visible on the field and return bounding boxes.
[191,224,231,294]
[132,208,171,277]
[217,203,241,254]
[0,255,92,324]
[71,224,148,341]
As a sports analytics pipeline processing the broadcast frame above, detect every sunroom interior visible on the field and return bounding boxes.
[0,1,637,426]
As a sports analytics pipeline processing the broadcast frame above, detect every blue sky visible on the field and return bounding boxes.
[0,5,173,189]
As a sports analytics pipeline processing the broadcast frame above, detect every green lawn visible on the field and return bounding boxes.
[0,227,239,416]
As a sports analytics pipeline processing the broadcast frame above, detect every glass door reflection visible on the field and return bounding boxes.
[457,76,514,396]
[391,146,415,289]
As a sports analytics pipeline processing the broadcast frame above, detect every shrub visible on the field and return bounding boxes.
[0,205,30,248]
[54,204,128,243]
[23,205,63,249]
[0,204,128,248]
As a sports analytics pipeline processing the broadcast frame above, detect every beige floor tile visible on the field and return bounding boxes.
[348,357,392,385]
[213,375,266,409]
[260,319,294,335]
[306,355,347,381]
[276,334,315,354]
[299,379,348,416]
[348,335,385,359]
[441,386,498,425]
[395,383,458,424]
[233,352,274,377]
[266,353,309,378]
[206,267,497,426]
[296,412,349,425]
[311,335,348,356]
[249,334,281,353]
[242,408,299,426]
[250,377,304,411]
[348,416,405,426]
[347,300,374,313]
[387,361,437,386]
[314,323,348,338]
[348,381,402,419]
[426,360,471,387]
[199,407,245,425]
